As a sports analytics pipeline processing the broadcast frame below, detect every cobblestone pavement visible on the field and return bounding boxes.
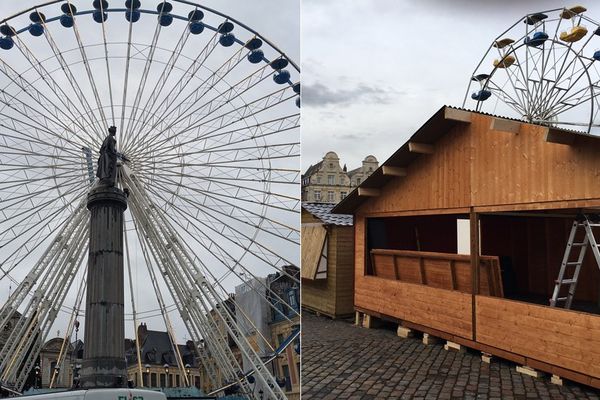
[301,312,600,400]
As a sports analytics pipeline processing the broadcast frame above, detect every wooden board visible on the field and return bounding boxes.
[301,224,327,280]
[370,249,503,297]
[355,276,473,339]
[476,295,600,379]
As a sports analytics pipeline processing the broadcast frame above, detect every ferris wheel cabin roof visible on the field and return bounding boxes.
[332,105,600,215]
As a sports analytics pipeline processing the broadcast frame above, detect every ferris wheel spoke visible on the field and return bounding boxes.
[129,184,299,320]
[18,24,106,141]
[143,183,299,273]
[0,59,101,149]
[123,7,167,146]
[125,37,251,151]
[131,63,278,155]
[124,21,194,146]
[0,91,99,153]
[149,177,299,244]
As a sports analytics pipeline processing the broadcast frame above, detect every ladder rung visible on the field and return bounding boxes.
[565,261,581,266]
[556,279,577,285]
[587,223,600,227]
[571,242,586,246]
[555,297,568,301]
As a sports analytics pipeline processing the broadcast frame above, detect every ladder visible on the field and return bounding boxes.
[550,214,600,309]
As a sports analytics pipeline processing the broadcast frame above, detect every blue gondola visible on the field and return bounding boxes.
[61,3,77,15]
[30,12,46,23]
[188,10,203,21]
[0,25,15,37]
[524,31,548,47]
[60,14,74,27]
[93,0,109,9]
[270,58,288,70]
[93,11,108,23]
[159,13,173,26]
[0,37,13,50]
[125,0,141,9]
[156,2,172,13]
[594,50,600,61]
[189,21,203,34]
[219,33,235,47]
[125,10,140,22]
[247,49,263,63]
[296,96,300,108]
[218,22,234,34]
[293,82,300,94]
[245,37,262,50]
[273,70,290,84]
[29,24,44,36]
[471,89,492,101]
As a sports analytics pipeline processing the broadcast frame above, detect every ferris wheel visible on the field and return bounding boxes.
[464,6,600,134]
[0,1,300,399]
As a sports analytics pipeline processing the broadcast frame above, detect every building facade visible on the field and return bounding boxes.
[302,151,378,204]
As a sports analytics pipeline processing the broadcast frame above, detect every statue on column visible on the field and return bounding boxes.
[96,126,118,186]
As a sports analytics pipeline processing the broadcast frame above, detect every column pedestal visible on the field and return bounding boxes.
[79,185,127,388]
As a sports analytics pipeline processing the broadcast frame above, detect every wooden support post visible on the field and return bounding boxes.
[422,333,442,345]
[355,311,362,326]
[397,326,413,338]
[357,187,380,197]
[481,352,493,364]
[381,166,407,177]
[362,314,372,329]
[470,210,480,341]
[516,365,542,378]
[444,341,465,352]
[551,374,564,386]
[408,142,434,154]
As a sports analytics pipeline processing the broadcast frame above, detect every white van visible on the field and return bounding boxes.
[21,388,167,400]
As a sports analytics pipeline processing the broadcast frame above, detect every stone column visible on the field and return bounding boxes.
[79,185,128,388]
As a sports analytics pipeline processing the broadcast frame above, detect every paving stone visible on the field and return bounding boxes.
[301,313,600,399]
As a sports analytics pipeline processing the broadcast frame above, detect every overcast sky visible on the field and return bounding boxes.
[301,0,573,171]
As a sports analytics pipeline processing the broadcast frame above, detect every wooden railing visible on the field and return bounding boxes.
[370,249,503,297]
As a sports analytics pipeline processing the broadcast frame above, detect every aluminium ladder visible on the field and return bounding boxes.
[550,214,600,309]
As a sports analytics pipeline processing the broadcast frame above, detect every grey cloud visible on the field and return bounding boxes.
[303,82,403,107]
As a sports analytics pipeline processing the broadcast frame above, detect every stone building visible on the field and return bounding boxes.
[302,151,378,204]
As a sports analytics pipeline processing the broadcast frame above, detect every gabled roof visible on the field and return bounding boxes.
[332,105,600,214]
[302,202,353,226]
[303,161,323,178]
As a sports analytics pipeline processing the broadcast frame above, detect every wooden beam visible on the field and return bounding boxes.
[444,108,472,123]
[357,187,380,197]
[381,166,407,177]
[490,117,520,134]
[408,142,434,154]
[545,127,575,145]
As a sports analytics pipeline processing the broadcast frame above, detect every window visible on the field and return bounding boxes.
[327,191,334,202]
[175,374,180,387]
[277,333,284,346]
[314,191,321,201]
[327,175,334,185]
[329,163,333,169]
[289,289,298,308]
[316,176,321,184]
[356,178,361,185]
[194,376,200,388]
[282,365,291,391]
[142,372,149,387]
[151,373,157,387]
[341,191,347,199]
[160,373,166,387]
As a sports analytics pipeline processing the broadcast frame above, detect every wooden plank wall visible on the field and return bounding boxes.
[476,296,600,379]
[355,276,473,339]
[333,226,355,316]
[370,250,503,297]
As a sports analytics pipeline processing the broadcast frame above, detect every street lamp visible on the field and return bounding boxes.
[145,364,150,374]
[34,365,40,389]
[163,364,169,388]
[184,364,191,386]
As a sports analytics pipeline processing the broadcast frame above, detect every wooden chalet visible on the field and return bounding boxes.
[301,203,354,318]
[333,105,600,388]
